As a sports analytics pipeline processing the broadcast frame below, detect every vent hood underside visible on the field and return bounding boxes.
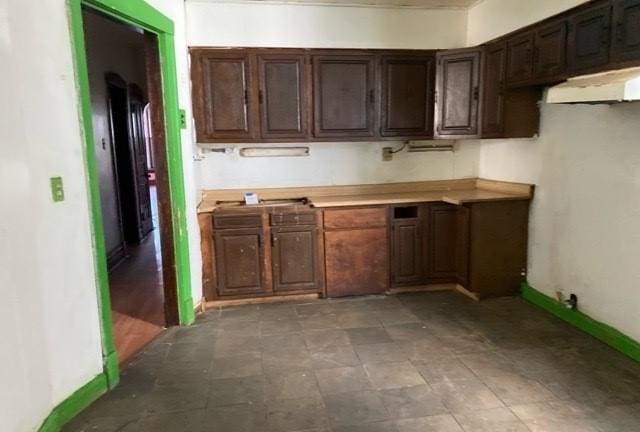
[545,66,640,104]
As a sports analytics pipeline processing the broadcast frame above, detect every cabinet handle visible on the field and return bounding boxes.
[473,86,480,101]
[271,234,277,247]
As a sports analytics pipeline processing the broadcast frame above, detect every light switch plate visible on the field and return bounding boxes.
[50,177,64,202]
[179,109,187,129]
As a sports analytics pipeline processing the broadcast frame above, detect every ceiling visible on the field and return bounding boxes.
[188,0,484,9]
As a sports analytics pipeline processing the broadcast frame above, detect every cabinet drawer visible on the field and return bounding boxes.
[324,207,387,230]
[213,214,263,229]
[270,212,317,226]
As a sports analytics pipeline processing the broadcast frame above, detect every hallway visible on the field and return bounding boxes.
[64,292,640,431]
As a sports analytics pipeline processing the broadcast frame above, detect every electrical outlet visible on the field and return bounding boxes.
[382,147,393,161]
[50,177,64,202]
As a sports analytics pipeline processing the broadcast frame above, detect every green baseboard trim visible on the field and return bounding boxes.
[37,373,108,432]
[104,350,120,388]
[521,282,640,363]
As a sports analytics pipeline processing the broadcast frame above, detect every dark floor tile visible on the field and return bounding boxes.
[261,333,307,353]
[314,366,372,394]
[209,376,265,407]
[264,370,321,400]
[511,400,601,432]
[203,404,268,432]
[332,420,399,432]
[323,390,389,427]
[259,319,303,336]
[413,357,476,384]
[394,414,464,432]
[458,351,518,378]
[263,348,312,375]
[210,352,262,379]
[266,396,328,431]
[303,329,351,352]
[482,373,557,406]
[453,407,529,432]
[364,361,426,390]
[337,312,383,329]
[137,409,205,432]
[431,378,504,413]
[213,335,261,358]
[311,345,361,369]
[355,342,409,364]
[380,384,448,419]
[385,322,434,342]
[346,327,393,345]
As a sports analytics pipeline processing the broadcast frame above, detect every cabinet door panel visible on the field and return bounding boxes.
[611,0,640,63]
[313,55,377,138]
[381,55,434,138]
[568,3,612,72]
[215,228,264,296]
[258,54,309,139]
[193,52,254,140]
[435,49,481,138]
[272,226,318,292]
[535,21,567,79]
[325,228,389,297]
[426,204,458,282]
[391,221,423,286]
[482,42,506,138]
[506,31,535,84]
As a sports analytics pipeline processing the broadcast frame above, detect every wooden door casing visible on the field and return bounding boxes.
[611,0,640,63]
[380,55,435,138]
[215,228,265,296]
[192,51,256,141]
[313,55,377,138]
[434,49,481,138]
[567,2,613,73]
[271,225,319,292]
[258,54,309,140]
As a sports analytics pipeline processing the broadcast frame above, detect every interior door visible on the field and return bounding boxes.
[567,2,613,73]
[313,55,377,138]
[534,20,567,80]
[481,42,506,138]
[434,49,481,138]
[192,50,255,141]
[506,31,535,85]
[271,226,318,292]
[380,55,434,138]
[611,0,640,63]
[258,54,309,140]
[129,85,153,240]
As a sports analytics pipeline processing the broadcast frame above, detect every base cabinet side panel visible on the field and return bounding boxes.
[325,227,389,297]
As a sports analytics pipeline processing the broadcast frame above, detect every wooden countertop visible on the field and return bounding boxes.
[198,178,533,213]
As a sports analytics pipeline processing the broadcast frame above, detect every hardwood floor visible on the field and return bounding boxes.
[110,186,165,364]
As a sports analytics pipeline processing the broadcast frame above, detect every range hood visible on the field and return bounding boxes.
[545,66,640,104]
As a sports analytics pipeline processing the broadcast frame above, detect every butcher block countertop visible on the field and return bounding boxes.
[198,178,534,213]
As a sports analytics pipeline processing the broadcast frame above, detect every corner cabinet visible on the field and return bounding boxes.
[312,55,377,138]
[434,48,482,139]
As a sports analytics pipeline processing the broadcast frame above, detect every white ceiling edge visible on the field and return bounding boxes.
[185,0,488,11]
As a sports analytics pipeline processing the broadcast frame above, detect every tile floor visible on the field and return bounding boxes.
[64,291,640,432]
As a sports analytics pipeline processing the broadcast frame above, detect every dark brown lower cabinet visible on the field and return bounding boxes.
[272,225,319,292]
[215,228,265,296]
[390,205,424,286]
[426,203,459,282]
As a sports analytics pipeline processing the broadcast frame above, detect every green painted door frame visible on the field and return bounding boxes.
[68,0,195,388]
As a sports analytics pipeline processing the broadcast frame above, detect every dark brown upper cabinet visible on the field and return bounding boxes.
[567,1,613,73]
[534,20,567,80]
[313,54,377,138]
[506,31,535,85]
[481,42,507,138]
[380,55,435,138]
[434,48,482,139]
[271,225,319,292]
[257,54,309,140]
[611,0,640,63]
[191,50,256,142]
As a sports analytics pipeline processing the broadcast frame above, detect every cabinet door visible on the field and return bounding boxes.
[534,20,567,80]
[567,2,612,73]
[325,228,389,297]
[611,0,640,63]
[434,49,481,138]
[381,55,434,138]
[455,206,470,287]
[481,42,507,138]
[426,204,458,282]
[391,219,423,286]
[506,31,535,85]
[215,228,265,296]
[192,51,255,141]
[313,55,377,138]
[258,54,309,140]
[272,226,318,292]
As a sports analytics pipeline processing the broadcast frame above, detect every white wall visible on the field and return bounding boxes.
[0,1,201,431]
[0,1,104,431]
[475,103,640,342]
[466,0,588,45]
[187,0,472,189]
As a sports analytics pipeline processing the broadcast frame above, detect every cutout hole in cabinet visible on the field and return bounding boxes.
[393,206,419,219]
